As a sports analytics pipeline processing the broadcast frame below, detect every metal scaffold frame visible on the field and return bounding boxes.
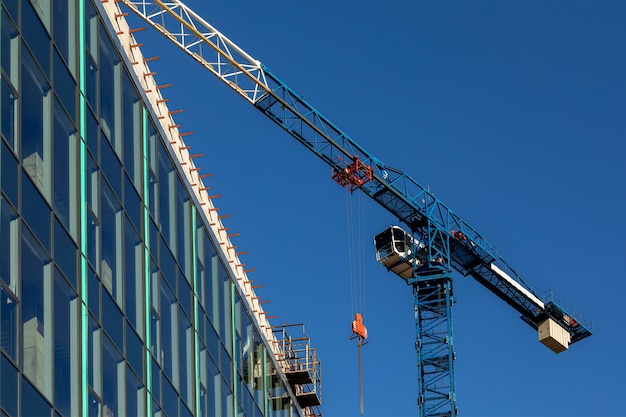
[272,324,322,417]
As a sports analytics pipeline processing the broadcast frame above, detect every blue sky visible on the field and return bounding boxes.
[129,1,626,416]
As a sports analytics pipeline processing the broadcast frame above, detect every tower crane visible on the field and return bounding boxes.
[118,1,593,415]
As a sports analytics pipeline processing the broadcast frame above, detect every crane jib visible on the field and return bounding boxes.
[116,1,593,415]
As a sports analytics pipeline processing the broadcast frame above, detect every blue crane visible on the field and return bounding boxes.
[118,1,593,415]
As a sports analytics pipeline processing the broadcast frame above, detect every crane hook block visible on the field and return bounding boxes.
[350,313,368,340]
[332,156,373,192]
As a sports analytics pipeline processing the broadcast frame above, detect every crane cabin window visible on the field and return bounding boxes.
[374,226,414,262]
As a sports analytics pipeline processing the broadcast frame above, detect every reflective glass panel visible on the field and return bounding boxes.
[53,98,77,236]
[126,364,145,417]
[0,288,17,361]
[176,178,191,278]
[23,0,51,77]
[54,269,78,417]
[21,46,52,198]
[123,70,141,186]
[99,23,121,152]
[53,218,77,290]
[0,197,18,296]
[21,377,52,417]
[1,354,18,415]
[1,144,18,209]
[53,49,76,123]
[124,217,143,333]
[53,0,76,72]
[101,181,122,304]
[102,336,123,417]
[158,140,175,250]
[21,228,52,398]
[0,78,18,153]
[160,274,176,384]
[21,169,51,251]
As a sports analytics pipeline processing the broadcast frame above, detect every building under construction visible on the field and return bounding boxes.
[0,0,321,415]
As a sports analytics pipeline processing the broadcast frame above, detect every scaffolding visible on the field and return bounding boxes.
[272,324,322,417]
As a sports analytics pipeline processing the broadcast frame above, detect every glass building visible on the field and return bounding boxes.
[0,0,321,416]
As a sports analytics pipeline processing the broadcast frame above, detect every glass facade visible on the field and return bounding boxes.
[0,0,317,416]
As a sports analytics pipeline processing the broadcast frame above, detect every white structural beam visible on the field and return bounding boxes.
[119,0,270,103]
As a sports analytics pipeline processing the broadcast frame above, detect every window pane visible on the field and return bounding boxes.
[151,358,161,406]
[221,272,232,353]
[124,218,143,333]
[21,169,51,251]
[150,263,160,366]
[160,274,177,385]
[178,271,192,323]
[101,135,122,201]
[85,52,97,113]
[30,0,51,31]
[221,379,233,417]
[1,8,19,101]
[161,373,179,417]
[123,71,141,186]
[253,332,264,406]
[54,270,78,417]
[53,49,77,123]
[21,228,53,399]
[0,147,17,216]
[102,336,123,417]
[0,287,18,361]
[220,343,232,387]
[21,377,52,417]
[86,153,99,269]
[207,356,221,417]
[23,0,51,78]
[126,364,145,417]
[0,78,18,152]
[53,218,77,290]
[158,140,175,250]
[3,0,17,21]
[102,290,123,352]
[205,317,219,368]
[88,390,101,417]
[1,354,18,416]
[88,316,101,396]
[99,24,121,152]
[176,179,191,279]
[86,152,98,216]
[124,173,141,232]
[53,0,76,73]
[125,322,143,379]
[86,106,98,161]
[207,256,221,334]
[159,235,176,293]
[178,307,193,406]
[0,197,18,295]
[53,98,78,236]
[101,182,122,304]
[147,121,159,220]
[88,267,100,320]
[84,0,98,57]
[21,46,52,198]
[87,208,99,271]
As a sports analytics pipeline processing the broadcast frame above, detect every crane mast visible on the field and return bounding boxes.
[118,1,593,415]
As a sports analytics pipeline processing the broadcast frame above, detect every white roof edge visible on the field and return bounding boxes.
[100,0,283,358]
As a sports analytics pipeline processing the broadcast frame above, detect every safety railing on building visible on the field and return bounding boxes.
[272,324,322,417]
